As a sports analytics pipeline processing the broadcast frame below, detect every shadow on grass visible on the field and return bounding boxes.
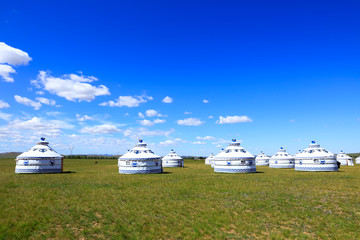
[161,171,173,174]
[61,171,77,174]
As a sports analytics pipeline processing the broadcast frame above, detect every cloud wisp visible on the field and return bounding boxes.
[177,118,204,126]
[216,115,252,124]
[100,95,153,108]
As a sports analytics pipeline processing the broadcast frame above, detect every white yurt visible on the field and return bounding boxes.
[162,149,183,167]
[15,138,63,174]
[356,156,360,164]
[212,149,224,168]
[293,150,302,158]
[255,151,269,166]
[205,153,215,165]
[337,151,354,166]
[213,139,256,173]
[294,141,338,172]
[118,139,162,174]
[269,147,295,168]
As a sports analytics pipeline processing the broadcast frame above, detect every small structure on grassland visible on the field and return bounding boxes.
[356,155,360,164]
[205,153,215,165]
[294,141,338,172]
[162,149,183,167]
[15,138,63,173]
[337,151,354,166]
[118,139,162,174]
[255,151,269,166]
[213,139,256,173]
[269,147,294,168]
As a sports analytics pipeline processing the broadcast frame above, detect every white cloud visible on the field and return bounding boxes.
[177,118,204,126]
[196,136,215,140]
[0,100,10,108]
[159,140,176,146]
[0,64,16,82]
[193,141,206,144]
[36,91,45,95]
[14,95,42,110]
[0,42,32,66]
[0,111,12,121]
[184,112,192,115]
[7,117,74,138]
[203,99,209,103]
[36,97,56,106]
[208,115,214,119]
[145,109,166,117]
[216,115,252,124]
[32,71,110,102]
[100,95,153,107]
[0,42,32,83]
[289,119,295,123]
[79,124,121,134]
[162,96,173,103]
[139,118,166,126]
[76,114,93,122]
[138,112,145,118]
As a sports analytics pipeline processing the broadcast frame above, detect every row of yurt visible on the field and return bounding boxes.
[15,139,184,174]
[15,138,357,174]
[206,140,357,173]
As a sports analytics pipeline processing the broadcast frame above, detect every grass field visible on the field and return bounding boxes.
[0,158,359,239]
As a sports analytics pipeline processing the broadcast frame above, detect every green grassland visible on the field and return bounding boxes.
[0,159,359,239]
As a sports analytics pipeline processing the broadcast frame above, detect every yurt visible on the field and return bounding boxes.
[162,149,183,167]
[118,139,162,174]
[269,147,295,168]
[15,138,63,174]
[337,151,354,166]
[356,156,360,164]
[212,149,224,168]
[294,141,338,172]
[255,151,269,166]
[213,139,256,173]
[205,153,215,165]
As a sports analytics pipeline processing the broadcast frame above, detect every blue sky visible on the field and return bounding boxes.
[0,0,359,156]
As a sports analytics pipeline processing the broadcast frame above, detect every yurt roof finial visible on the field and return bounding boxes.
[41,137,45,141]
[280,147,283,149]
[232,139,236,142]
[312,140,315,144]
[171,149,173,151]
[139,139,143,143]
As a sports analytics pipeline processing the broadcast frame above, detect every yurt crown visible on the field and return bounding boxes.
[136,139,146,147]
[309,141,320,148]
[229,139,240,146]
[37,137,49,145]
[279,147,285,152]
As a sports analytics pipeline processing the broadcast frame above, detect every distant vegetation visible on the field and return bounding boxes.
[0,158,359,239]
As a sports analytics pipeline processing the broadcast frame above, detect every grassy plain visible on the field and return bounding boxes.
[0,158,359,239]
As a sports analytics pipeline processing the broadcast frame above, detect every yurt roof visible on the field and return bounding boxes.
[205,153,215,160]
[162,149,182,160]
[255,151,269,160]
[337,150,352,159]
[119,140,160,160]
[295,141,334,159]
[16,138,62,159]
[271,147,294,160]
[215,139,254,159]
